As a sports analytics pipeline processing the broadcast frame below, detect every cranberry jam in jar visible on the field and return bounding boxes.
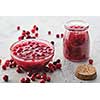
[63,20,90,62]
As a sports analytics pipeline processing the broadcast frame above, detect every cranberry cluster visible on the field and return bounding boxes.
[18,25,39,41]
[2,58,62,83]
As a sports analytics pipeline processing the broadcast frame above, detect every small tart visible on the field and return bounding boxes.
[75,64,97,80]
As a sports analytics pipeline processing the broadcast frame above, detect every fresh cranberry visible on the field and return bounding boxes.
[33,25,37,29]
[0,59,2,64]
[89,59,93,65]
[61,33,64,38]
[16,67,24,73]
[22,32,26,36]
[31,29,35,33]
[47,76,51,82]
[31,74,35,81]
[36,27,39,31]
[41,73,47,80]
[36,74,41,79]
[56,63,62,69]
[27,71,33,77]
[3,75,8,82]
[18,36,24,41]
[56,59,61,63]
[20,77,25,83]
[17,26,20,30]
[2,64,7,70]
[25,77,30,83]
[26,31,30,35]
[35,33,39,37]
[23,30,26,33]
[48,31,51,35]
[51,41,54,45]
[56,34,60,38]
[39,79,45,83]
[10,61,16,68]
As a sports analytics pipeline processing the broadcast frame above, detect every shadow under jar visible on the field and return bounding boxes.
[63,20,90,62]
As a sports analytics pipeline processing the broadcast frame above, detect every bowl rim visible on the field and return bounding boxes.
[10,39,54,62]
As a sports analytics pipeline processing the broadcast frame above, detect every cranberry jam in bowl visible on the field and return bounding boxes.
[10,39,54,71]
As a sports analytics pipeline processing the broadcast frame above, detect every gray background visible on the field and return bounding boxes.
[0,16,100,83]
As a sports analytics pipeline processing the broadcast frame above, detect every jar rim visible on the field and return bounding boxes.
[65,20,89,31]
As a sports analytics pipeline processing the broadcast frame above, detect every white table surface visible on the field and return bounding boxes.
[0,16,100,83]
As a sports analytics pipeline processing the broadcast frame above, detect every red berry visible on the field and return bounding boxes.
[20,77,25,83]
[3,75,8,82]
[31,74,35,81]
[36,27,39,31]
[56,63,62,69]
[41,73,47,80]
[23,30,26,33]
[61,33,64,38]
[18,36,24,41]
[89,59,93,65]
[47,76,51,82]
[17,26,20,30]
[39,79,45,83]
[16,67,24,73]
[31,29,35,33]
[36,74,41,79]
[35,33,39,37]
[51,41,54,45]
[25,77,30,83]
[26,31,30,35]
[48,31,51,35]
[0,59,2,64]
[33,25,37,29]
[56,59,61,63]
[22,32,26,36]
[56,34,59,38]
[2,64,7,70]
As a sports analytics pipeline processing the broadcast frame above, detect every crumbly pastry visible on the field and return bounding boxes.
[75,64,97,80]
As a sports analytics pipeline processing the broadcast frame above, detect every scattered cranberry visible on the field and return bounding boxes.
[39,79,45,83]
[56,59,61,63]
[36,27,39,31]
[3,75,8,82]
[26,31,30,35]
[35,33,39,37]
[89,59,93,65]
[17,26,20,30]
[16,67,24,73]
[25,77,30,83]
[23,30,26,33]
[51,41,54,45]
[47,76,51,82]
[0,59,2,64]
[56,63,62,69]
[31,29,35,33]
[56,34,60,38]
[2,65,7,70]
[31,74,35,81]
[36,74,41,79]
[33,25,37,29]
[18,36,24,41]
[41,73,47,80]
[20,77,25,83]
[48,31,51,35]
[27,71,33,77]
[61,33,64,38]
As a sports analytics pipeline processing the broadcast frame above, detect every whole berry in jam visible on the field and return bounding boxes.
[89,59,93,65]
[3,75,8,82]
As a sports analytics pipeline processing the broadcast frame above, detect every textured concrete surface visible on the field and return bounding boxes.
[0,16,100,83]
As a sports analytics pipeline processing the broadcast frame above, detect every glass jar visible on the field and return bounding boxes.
[63,20,90,62]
